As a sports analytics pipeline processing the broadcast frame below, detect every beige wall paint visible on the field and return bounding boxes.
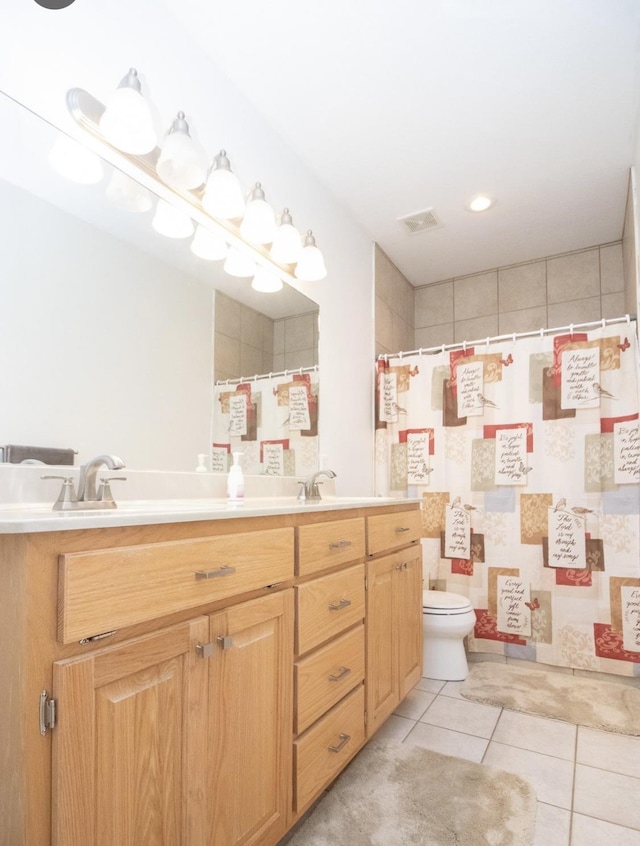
[393,241,627,352]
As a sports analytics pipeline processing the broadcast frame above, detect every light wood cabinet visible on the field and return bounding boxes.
[365,546,423,736]
[1,501,421,846]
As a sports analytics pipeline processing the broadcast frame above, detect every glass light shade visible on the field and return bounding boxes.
[190,225,228,261]
[105,169,152,213]
[98,69,157,155]
[202,150,245,219]
[239,182,276,244]
[151,199,194,239]
[468,195,493,212]
[156,112,207,190]
[270,208,302,264]
[49,135,104,184]
[251,267,283,293]
[224,247,256,278]
[294,231,327,281]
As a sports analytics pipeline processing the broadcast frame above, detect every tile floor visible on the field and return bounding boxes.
[376,664,640,845]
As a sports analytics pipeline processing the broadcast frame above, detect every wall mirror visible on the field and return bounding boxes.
[0,90,319,472]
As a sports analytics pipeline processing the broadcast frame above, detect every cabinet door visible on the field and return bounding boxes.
[397,549,423,699]
[207,590,293,846]
[52,618,209,846]
[365,554,399,734]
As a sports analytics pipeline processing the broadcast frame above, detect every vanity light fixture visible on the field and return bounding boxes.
[224,246,256,278]
[190,224,228,261]
[202,150,245,220]
[64,71,328,288]
[239,182,277,245]
[97,68,157,155]
[105,169,153,213]
[251,267,283,293]
[156,111,208,191]
[295,231,327,282]
[48,134,104,184]
[468,195,493,212]
[270,208,302,264]
[151,198,195,239]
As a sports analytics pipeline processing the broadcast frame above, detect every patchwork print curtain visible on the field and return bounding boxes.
[212,370,319,478]
[375,321,640,677]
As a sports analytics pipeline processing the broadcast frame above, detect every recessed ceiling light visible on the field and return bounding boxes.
[468,195,494,212]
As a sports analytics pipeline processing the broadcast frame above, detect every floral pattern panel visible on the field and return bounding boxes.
[375,323,640,676]
[212,371,319,478]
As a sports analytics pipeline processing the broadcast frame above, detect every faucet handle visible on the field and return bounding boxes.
[41,475,79,510]
[97,476,127,505]
[297,481,307,502]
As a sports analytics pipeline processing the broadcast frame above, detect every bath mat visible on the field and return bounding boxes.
[286,740,537,846]
[461,662,640,735]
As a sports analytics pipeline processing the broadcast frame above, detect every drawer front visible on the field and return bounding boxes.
[366,508,422,557]
[296,564,365,655]
[58,527,294,643]
[297,517,365,577]
[295,623,365,734]
[294,684,365,813]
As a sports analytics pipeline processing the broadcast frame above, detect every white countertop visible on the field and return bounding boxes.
[0,495,417,533]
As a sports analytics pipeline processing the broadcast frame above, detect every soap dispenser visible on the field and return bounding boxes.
[227,452,244,503]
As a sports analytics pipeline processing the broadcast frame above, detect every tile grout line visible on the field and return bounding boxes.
[479,704,503,765]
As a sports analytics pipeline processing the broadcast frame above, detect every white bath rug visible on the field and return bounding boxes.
[461,662,640,735]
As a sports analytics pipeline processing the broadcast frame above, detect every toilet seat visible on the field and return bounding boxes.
[423,589,473,615]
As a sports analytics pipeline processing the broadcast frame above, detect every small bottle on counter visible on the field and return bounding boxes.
[227,452,244,503]
[195,454,208,473]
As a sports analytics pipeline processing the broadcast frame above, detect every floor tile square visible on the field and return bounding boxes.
[419,693,501,738]
[440,680,466,699]
[403,721,488,762]
[577,727,640,779]
[373,714,415,744]
[571,813,640,845]
[573,765,640,830]
[483,742,575,808]
[393,688,435,720]
[533,802,570,846]
[415,676,445,694]
[493,711,576,761]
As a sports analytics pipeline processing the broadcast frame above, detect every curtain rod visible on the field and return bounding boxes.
[215,364,319,387]
[377,314,637,361]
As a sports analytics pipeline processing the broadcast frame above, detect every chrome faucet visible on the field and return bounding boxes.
[78,454,126,502]
[298,469,337,503]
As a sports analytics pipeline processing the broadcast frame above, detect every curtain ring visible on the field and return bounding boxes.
[512,333,516,344]
[626,313,631,325]
[601,318,606,329]
[441,344,446,354]
[540,327,544,339]
[399,350,403,359]
[463,341,467,352]
[419,348,424,356]
[486,337,490,349]
[569,324,574,339]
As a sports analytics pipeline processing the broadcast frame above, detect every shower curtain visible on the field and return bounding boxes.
[375,321,640,677]
[212,369,319,477]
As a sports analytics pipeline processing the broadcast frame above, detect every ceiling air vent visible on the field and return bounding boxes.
[397,207,441,234]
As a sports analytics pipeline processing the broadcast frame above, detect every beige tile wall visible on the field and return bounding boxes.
[214,291,319,382]
[375,244,415,356]
[413,242,626,350]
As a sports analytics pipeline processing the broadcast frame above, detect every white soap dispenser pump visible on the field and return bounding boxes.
[227,452,244,503]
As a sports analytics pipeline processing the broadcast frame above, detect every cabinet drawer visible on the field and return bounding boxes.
[297,517,365,577]
[296,564,365,655]
[294,684,365,813]
[58,527,294,643]
[366,508,422,557]
[295,623,365,734]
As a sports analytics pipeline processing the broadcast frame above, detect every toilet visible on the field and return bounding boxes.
[422,590,476,681]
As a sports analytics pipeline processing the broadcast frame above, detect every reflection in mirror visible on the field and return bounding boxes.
[0,90,320,472]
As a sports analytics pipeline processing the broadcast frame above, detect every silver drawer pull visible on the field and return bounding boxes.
[195,565,236,580]
[328,598,352,611]
[217,635,234,650]
[328,666,352,682]
[328,733,351,753]
[329,539,352,550]
[395,526,410,533]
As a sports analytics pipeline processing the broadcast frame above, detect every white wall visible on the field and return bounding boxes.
[0,1,376,493]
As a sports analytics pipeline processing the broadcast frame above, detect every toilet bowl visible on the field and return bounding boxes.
[422,590,476,681]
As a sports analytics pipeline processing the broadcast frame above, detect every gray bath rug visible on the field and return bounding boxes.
[461,662,640,735]
[286,740,536,846]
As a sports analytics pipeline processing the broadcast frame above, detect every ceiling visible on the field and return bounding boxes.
[164,0,640,288]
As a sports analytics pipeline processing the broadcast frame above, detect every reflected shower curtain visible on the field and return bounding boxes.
[212,370,319,477]
[374,322,640,676]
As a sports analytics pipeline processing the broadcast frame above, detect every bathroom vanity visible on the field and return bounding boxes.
[1,496,422,846]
